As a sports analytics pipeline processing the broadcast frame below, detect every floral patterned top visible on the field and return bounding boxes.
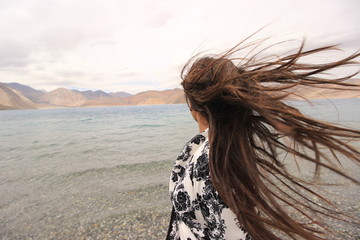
[168,129,251,240]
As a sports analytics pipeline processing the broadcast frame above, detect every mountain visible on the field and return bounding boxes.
[1,80,359,110]
[122,88,185,105]
[39,88,88,107]
[82,89,184,107]
[286,78,360,100]
[5,82,46,102]
[109,91,133,98]
[0,83,38,110]
[39,88,132,107]
[0,82,185,110]
[80,90,112,99]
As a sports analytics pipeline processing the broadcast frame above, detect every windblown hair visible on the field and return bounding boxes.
[181,40,360,240]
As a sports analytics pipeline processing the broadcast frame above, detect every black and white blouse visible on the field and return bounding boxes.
[168,129,251,240]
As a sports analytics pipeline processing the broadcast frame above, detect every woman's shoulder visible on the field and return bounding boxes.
[176,129,208,162]
[189,131,207,145]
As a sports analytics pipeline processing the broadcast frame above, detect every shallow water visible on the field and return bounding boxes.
[0,99,359,239]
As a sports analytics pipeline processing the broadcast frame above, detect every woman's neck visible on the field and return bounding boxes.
[198,121,208,132]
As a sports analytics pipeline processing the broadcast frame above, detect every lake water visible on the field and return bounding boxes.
[0,99,359,239]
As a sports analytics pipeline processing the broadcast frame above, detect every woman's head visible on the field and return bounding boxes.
[180,41,360,240]
[181,56,254,130]
[181,42,360,137]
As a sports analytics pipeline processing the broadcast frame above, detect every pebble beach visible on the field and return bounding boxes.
[2,160,359,240]
[0,183,172,240]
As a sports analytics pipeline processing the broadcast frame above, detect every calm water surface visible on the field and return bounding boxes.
[0,99,359,238]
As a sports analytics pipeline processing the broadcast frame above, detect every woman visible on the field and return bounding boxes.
[168,40,360,240]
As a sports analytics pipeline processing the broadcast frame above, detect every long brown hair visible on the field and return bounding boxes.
[181,39,360,240]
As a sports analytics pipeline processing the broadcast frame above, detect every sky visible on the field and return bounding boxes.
[0,0,359,94]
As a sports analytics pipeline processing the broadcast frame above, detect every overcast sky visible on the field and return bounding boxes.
[0,0,359,94]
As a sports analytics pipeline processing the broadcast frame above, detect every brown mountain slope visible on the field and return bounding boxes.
[286,79,360,100]
[80,89,185,107]
[81,97,126,107]
[5,82,46,102]
[40,88,88,107]
[122,88,185,105]
[0,84,38,110]
[1,80,359,110]
[109,91,133,98]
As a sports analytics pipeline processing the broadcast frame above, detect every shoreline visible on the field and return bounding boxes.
[1,97,359,111]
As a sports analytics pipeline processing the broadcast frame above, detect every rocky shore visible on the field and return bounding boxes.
[1,183,359,240]
[1,158,359,240]
[0,184,172,240]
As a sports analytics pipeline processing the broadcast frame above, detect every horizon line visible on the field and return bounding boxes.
[1,81,183,95]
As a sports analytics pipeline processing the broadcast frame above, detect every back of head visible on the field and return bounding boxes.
[180,41,360,240]
[182,56,255,128]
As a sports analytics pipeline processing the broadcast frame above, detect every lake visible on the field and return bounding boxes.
[0,99,359,239]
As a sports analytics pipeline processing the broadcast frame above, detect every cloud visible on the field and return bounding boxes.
[116,71,140,79]
[0,0,358,93]
[0,40,30,68]
[56,70,86,78]
[146,12,174,28]
[50,80,77,87]
[91,40,117,47]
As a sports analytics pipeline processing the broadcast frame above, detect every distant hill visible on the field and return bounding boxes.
[0,83,38,110]
[39,88,88,107]
[80,90,112,99]
[1,81,359,110]
[5,82,46,102]
[286,78,360,100]
[109,91,132,98]
[122,89,185,105]
[0,82,185,110]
